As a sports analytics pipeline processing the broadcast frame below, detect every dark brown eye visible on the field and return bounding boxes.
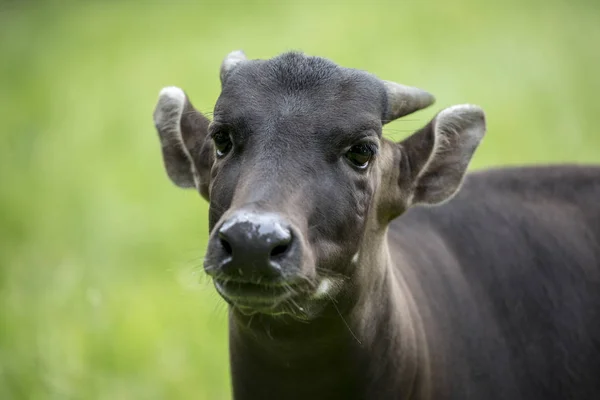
[346,143,376,169]
[213,131,232,157]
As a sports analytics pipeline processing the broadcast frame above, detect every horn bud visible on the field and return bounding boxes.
[220,50,247,85]
[383,81,435,123]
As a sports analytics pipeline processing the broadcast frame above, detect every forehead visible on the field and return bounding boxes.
[213,53,385,131]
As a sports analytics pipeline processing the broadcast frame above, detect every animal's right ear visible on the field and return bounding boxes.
[153,86,213,200]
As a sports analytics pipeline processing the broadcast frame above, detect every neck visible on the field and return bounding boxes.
[227,233,428,400]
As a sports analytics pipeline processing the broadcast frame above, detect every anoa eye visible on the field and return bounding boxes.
[345,143,377,169]
[212,131,233,157]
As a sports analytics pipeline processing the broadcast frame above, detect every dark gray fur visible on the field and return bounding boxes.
[152,51,600,400]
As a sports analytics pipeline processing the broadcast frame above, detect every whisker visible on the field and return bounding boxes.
[298,274,319,289]
[282,281,301,295]
[315,267,347,281]
[286,303,310,324]
[286,295,301,310]
[246,313,255,329]
[326,293,361,345]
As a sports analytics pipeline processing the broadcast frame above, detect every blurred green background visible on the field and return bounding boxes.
[1,0,599,398]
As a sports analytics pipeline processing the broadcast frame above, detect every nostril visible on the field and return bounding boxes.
[269,227,293,259]
[219,237,233,256]
[270,243,290,258]
[216,214,296,270]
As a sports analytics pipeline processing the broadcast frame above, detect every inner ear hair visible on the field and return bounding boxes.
[401,104,486,206]
[154,87,199,188]
[153,86,213,199]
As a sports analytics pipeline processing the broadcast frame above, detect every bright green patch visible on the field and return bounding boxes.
[1,0,599,398]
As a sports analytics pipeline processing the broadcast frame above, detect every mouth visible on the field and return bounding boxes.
[213,279,311,315]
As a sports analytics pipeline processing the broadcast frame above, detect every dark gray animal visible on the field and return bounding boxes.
[152,50,600,400]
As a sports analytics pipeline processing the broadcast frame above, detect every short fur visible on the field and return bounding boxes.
[152,51,600,400]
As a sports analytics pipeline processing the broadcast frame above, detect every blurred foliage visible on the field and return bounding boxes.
[0,0,599,398]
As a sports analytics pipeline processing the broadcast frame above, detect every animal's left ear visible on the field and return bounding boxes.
[398,104,486,206]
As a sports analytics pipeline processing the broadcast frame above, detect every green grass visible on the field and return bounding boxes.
[1,0,599,398]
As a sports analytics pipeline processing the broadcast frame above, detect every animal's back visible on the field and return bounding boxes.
[388,165,600,399]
